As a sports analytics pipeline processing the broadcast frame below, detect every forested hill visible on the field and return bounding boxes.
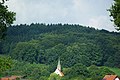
[1,23,120,68]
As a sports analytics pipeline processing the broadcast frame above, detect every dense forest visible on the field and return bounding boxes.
[1,23,120,80]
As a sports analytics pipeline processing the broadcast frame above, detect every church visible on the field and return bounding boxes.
[54,58,64,77]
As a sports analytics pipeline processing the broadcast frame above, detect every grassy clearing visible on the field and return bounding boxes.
[108,67,120,76]
[91,66,120,77]
[102,66,120,76]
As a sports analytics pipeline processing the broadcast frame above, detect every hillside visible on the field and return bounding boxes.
[1,23,120,67]
[0,23,120,79]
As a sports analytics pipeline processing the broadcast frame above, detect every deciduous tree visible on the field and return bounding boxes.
[109,0,120,30]
[0,0,15,40]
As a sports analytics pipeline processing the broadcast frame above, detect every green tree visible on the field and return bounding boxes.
[48,73,61,80]
[0,0,8,4]
[70,63,89,78]
[109,0,120,30]
[88,65,115,80]
[11,42,38,63]
[0,55,12,76]
[0,0,15,39]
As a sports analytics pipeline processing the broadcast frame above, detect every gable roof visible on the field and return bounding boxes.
[0,77,9,80]
[103,75,118,80]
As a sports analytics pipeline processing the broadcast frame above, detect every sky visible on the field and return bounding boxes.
[5,0,117,31]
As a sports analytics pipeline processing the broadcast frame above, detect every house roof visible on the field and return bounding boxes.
[0,77,9,80]
[103,75,118,80]
[0,76,22,80]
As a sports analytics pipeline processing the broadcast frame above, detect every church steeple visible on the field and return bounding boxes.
[57,58,61,71]
[54,58,64,77]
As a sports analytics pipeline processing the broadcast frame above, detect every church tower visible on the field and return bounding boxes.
[54,58,64,77]
[57,58,61,71]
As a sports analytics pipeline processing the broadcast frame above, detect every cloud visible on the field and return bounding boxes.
[6,0,72,24]
[88,16,116,31]
[72,0,91,13]
[5,0,116,31]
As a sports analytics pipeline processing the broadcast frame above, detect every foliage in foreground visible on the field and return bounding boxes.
[109,0,120,30]
[1,60,50,80]
[0,55,12,76]
[0,59,116,80]
[0,1,15,39]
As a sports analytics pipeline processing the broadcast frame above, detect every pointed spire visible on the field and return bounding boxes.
[57,58,61,71]
[54,58,64,77]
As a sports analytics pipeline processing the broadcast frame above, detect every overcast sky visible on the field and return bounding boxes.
[5,0,117,31]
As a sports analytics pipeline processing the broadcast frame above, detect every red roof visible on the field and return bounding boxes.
[0,77,9,80]
[0,76,22,80]
[103,75,118,80]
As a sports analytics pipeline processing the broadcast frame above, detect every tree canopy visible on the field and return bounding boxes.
[1,23,120,68]
[0,0,15,40]
[0,55,12,75]
[0,23,120,79]
[109,0,120,30]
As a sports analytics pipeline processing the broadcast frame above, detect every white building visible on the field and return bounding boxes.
[54,58,64,77]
